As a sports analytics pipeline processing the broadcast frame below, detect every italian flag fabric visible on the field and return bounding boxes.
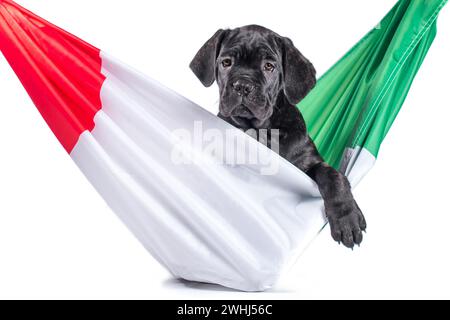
[0,0,446,291]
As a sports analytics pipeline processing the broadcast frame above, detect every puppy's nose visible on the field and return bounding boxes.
[232,80,255,96]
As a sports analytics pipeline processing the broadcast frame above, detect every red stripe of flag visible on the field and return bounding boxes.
[0,0,105,153]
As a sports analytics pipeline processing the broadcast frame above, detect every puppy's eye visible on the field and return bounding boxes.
[264,62,275,72]
[222,59,232,68]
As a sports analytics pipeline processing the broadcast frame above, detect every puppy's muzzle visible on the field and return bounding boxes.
[221,76,267,120]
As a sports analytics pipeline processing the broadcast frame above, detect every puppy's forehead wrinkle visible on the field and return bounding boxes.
[221,27,281,60]
[220,42,279,61]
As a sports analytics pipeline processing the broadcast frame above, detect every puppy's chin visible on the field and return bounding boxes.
[220,114,270,129]
[219,106,272,129]
[249,117,270,129]
[229,116,268,130]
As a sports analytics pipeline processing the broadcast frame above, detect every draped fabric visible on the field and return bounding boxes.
[0,0,446,291]
[299,0,447,182]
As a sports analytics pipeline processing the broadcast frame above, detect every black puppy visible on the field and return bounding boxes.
[190,25,366,249]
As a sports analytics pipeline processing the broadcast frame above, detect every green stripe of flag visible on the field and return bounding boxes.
[298,0,447,169]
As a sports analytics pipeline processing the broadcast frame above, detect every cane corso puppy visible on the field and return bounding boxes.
[190,25,366,248]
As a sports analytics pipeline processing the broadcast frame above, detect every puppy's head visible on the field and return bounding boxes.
[190,25,316,128]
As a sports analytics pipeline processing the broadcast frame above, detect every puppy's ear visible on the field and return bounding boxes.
[282,37,316,105]
[190,29,228,87]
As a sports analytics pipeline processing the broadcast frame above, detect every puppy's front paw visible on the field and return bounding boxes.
[326,200,366,249]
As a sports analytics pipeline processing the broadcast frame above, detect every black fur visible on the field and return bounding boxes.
[190,25,366,248]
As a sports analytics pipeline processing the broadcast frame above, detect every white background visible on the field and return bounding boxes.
[0,0,449,299]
